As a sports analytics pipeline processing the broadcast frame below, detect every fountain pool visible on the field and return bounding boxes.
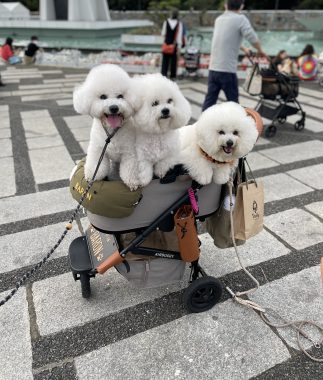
[1,30,322,57]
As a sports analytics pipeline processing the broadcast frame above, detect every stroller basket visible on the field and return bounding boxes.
[88,176,221,233]
[261,70,299,100]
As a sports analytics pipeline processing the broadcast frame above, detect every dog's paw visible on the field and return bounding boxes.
[154,161,172,179]
[120,172,141,191]
[193,171,213,185]
[213,169,231,184]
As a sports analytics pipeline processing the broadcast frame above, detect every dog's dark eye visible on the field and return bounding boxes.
[100,94,107,100]
[117,94,124,99]
[233,130,239,136]
[219,130,225,135]
[152,100,159,107]
[167,98,173,104]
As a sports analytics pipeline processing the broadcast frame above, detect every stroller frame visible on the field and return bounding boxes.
[255,89,306,137]
[69,181,223,313]
[246,58,306,137]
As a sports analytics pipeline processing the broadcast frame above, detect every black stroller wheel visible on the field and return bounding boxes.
[294,121,305,131]
[184,276,222,313]
[264,125,277,138]
[79,272,91,298]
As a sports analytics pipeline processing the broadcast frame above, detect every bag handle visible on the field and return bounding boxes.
[239,157,258,189]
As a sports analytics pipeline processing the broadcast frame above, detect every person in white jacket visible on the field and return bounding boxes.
[161,10,184,80]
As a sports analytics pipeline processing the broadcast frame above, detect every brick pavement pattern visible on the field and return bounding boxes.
[0,66,322,379]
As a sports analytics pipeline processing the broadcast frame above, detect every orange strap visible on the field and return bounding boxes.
[245,108,264,136]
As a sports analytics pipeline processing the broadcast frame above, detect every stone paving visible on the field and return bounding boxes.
[0,65,322,379]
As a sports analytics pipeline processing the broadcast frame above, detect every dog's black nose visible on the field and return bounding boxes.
[161,108,170,116]
[226,140,234,147]
[109,105,119,114]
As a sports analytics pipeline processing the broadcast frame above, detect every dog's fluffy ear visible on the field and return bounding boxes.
[73,83,91,115]
[126,75,144,112]
[172,82,192,125]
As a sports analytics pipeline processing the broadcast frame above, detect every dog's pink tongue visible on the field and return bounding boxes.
[107,115,122,129]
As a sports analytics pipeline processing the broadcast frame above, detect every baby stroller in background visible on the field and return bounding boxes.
[182,34,203,78]
[244,58,306,137]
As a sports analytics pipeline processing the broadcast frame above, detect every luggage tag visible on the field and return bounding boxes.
[86,226,120,271]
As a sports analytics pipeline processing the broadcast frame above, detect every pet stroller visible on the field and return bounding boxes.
[182,34,203,77]
[244,61,306,137]
[318,54,323,88]
[68,160,227,313]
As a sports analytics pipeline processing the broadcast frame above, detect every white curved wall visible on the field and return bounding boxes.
[40,0,110,21]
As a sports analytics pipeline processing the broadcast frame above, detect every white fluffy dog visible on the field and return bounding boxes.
[73,64,140,187]
[132,73,191,186]
[180,102,259,185]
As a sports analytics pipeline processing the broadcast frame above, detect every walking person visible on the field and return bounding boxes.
[161,9,184,80]
[202,0,267,111]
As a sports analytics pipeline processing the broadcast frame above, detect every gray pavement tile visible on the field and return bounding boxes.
[29,145,75,184]
[79,141,89,153]
[57,99,73,106]
[255,137,271,146]
[19,83,62,90]
[0,221,82,273]
[0,288,33,380]
[191,103,201,121]
[21,93,72,102]
[0,187,75,225]
[0,127,11,138]
[250,266,322,351]
[260,140,323,164]
[23,116,58,138]
[199,230,290,278]
[33,270,188,336]
[64,115,92,129]
[0,118,10,129]
[265,208,323,250]
[259,173,313,203]
[74,300,290,380]
[181,88,205,104]
[0,138,12,157]
[12,88,72,97]
[43,78,84,84]
[305,201,323,220]
[287,163,323,190]
[0,157,15,198]
[70,127,91,142]
[27,135,64,150]
[20,110,49,119]
[0,105,9,111]
[33,362,77,380]
[246,151,279,171]
[65,74,87,78]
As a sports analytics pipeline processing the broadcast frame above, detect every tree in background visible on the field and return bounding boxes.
[297,0,323,9]
[2,0,323,12]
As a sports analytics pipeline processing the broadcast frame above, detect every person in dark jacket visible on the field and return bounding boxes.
[161,10,184,80]
[24,36,40,65]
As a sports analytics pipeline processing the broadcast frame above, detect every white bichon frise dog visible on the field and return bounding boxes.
[180,102,261,185]
[73,64,139,187]
[132,73,191,187]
